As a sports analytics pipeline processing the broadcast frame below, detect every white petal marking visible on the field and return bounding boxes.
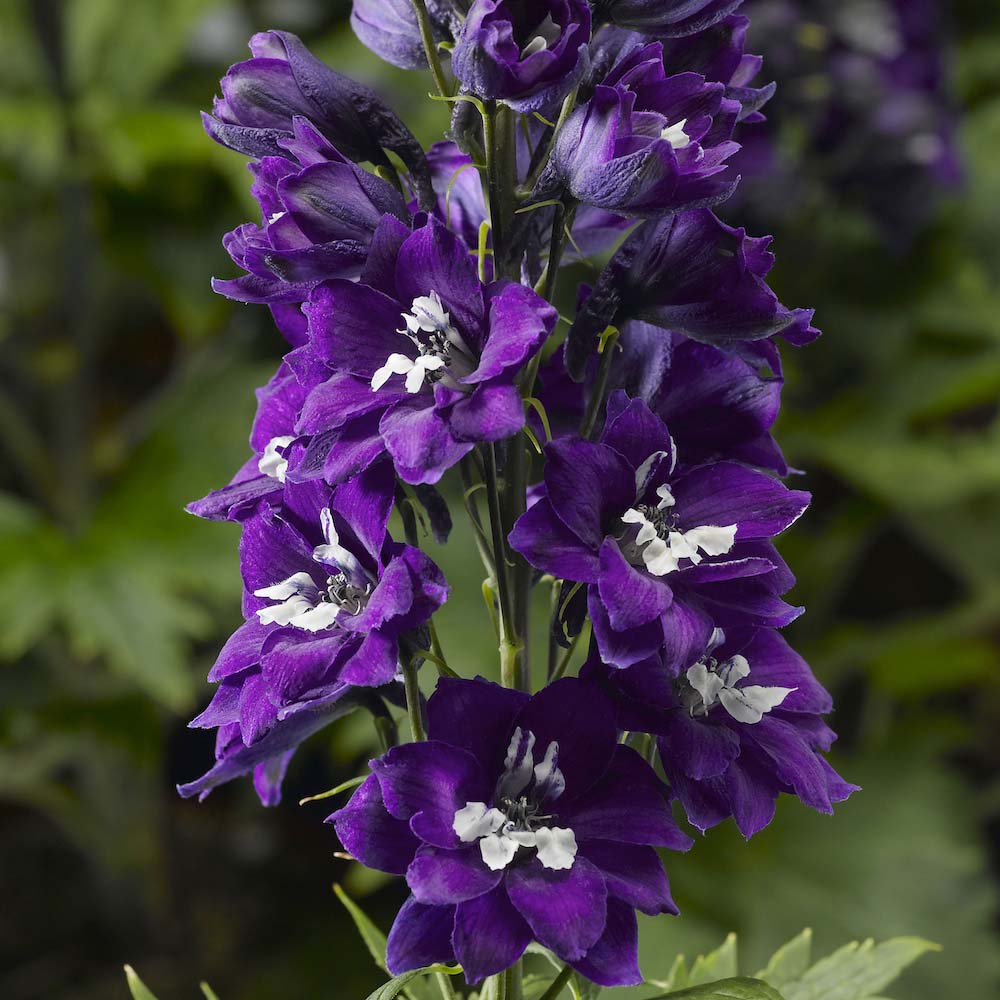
[480,833,519,871]
[719,684,795,724]
[534,827,578,871]
[371,353,415,392]
[453,802,505,842]
[258,435,295,482]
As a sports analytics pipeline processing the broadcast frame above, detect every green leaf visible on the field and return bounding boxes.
[333,883,390,973]
[200,984,221,1000]
[780,938,940,1000]
[645,977,785,1000]
[689,935,739,986]
[123,965,160,1000]
[756,930,813,988]
[363,966,462,1000]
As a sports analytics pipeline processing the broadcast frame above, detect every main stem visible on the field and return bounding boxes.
[410,0,453,99]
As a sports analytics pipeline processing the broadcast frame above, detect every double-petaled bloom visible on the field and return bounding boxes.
[331,677,691,985]
[510,394,808,673]
[288,218,557,485]
[585,627,858,837]
[452,0,593,112]
[178,464,448,804]
[546,41,741,217]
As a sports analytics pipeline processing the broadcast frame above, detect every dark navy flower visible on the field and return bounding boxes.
[330,676,691,986]
[566,208,818,380]
[585,627,858,837]
[452,0,592,112]
[213,117,411,305]
[351,0,458,71]
[178,465,448,803]
[546,44,740,218]
[204,30,432,208]
[290,218,557,485]
[595,0,746,38]
[510,393,808,672]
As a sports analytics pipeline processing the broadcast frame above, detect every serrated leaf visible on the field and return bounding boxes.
[756,930,813,988]
[780,938,939,1000]
[645,977,784,1000]
[123,965,160,1000]
[364,966,462,1000]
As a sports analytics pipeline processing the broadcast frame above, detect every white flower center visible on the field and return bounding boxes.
[452,727,577,872]
[258,435,295,482]
[681,629,795,724]
[371,291,476,395]
[520,14,560,59]
[661,119,691,150]
[622,484,736,576]
[253,507,371,632]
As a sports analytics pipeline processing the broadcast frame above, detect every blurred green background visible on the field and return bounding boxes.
[1,1,998,997]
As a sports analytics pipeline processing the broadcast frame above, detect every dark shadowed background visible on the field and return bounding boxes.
[1,1,999,997]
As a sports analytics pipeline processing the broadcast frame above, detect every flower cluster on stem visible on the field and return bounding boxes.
[181,3,857,993]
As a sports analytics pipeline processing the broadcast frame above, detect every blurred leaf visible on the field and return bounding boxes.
[756,930,813,988]
[779,938,940,1000]
[200,984,221,1000]
[645,978,783,1000]
[124,965,160,1000]
[334,883,390,973]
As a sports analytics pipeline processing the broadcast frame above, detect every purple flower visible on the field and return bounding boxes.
[420,142,489,257]
[595,0,747,38]
[536,331,787,474]
[585,627,859,837]
[330,676,691,985]
[179,464,449,803]
[289,218,557,485]
[659,14,775,123]
[351,0,458,71]
[566,208,819,380]
[203,30,432,208]
[452,0,592,112]
[510,393,808,672]
[213,118,411,305]
[546,45,740,218]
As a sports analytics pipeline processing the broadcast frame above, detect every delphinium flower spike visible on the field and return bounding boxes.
[181,7,855,994]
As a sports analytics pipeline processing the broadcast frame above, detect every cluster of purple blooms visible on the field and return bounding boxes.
[181,1,856,989]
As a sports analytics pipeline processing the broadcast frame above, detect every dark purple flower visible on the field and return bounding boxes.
[510,393,808,672]
[566,208,819,380]
[330,676,691,985]
[204,30,432,208]
[179,465,449,803]
[452,0,592,112]
[289,218,557,485]
[595,0,746,38]
[213,119,411,305]
[546,45,740,218]
[536,331,786,474]
[351,0,458,71]
[659,14,775,123]
[187,362,313,522]
[585,628,858,837]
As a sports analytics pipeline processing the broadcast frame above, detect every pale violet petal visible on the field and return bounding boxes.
[642,537,679,576]
[685,524,737,558]
[687,661,725,710]
[532,741,566,803]
[521,34,548,56]
[506,830,537,848]
[655,484,676,508]
[453,802,505,842]
[661,119,691,149]
[258,435,295,482]
[498,727,536,800]
[634,449,673,497]
[669,531,703,565]
[371,353,414,391]
[706,627,727,653]
[719,654,751,687]
[404,364,428,394]
[289,602,341,632]
[254,572,318,602]
[480,833,519,871]
[534,827,578,871]
[720,684,796,724]
[256,593,315,626]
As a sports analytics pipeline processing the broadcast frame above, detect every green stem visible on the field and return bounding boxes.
[434,970,459,1000]
[538,966,573,1000]
[401,652,426,742]
[410,0,453,98]
[505,434,530,692]
[580,331,620,439]
[550,619,587,682]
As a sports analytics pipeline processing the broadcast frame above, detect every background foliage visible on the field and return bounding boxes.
[1,1,997,997]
